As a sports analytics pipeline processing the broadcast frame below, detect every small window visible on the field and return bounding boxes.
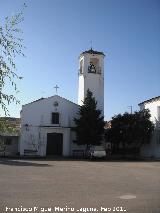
[53,101,59,107]
[52,112,59,124]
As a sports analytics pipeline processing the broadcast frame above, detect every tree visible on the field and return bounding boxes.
[74,90,105,152]
[0,3,26,116]
[0,117,17,156]
[109,109,154,155]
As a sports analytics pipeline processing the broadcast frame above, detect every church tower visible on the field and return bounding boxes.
[78,48,105,115]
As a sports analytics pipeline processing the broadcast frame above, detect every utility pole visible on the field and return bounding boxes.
[128,106,133,114]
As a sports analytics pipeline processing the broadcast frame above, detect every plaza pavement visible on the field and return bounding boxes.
[0,158,160,213]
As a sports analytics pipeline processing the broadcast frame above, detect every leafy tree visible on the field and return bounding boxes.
[109,109,154,154]
[0,117,17,156]
[0,3,26,116]
[74,90,105,151]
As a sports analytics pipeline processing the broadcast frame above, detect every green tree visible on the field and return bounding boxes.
[0,3,26,116]
[74,90,105,152]
[109,109,154,155]
[0,117,17,156]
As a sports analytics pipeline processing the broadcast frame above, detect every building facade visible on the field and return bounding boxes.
[20,49,105,156]
[139,96,160,158]
[20,96,79,156]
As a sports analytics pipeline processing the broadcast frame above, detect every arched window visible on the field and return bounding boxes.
[52,112,59,124]
[88,58,100,74]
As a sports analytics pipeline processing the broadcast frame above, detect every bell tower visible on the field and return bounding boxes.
[78,48,105,115]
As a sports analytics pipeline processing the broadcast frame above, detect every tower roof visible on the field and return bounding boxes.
[80,48,105,56]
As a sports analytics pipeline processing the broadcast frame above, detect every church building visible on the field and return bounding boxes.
[20,49,105,156]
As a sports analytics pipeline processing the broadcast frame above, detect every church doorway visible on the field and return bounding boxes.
[46,133,63,156]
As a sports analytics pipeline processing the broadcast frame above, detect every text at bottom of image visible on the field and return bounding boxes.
[5,206,127,212]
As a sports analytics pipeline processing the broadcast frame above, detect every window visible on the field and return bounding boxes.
[88,61,96,73]
[52,112,59,124]
[88,58,100,74]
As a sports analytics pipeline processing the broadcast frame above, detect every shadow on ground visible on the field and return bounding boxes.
[0,156,159,163]
[0,159,51,167]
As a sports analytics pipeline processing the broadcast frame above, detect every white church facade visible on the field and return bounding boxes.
[20,49,105,156]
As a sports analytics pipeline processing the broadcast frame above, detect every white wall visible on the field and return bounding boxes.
[21,96,79,127]
[139,99,160,158]
[20,96,79,156]
[140,99,160,124]
[78,75,84,105]
[78,53,105,115]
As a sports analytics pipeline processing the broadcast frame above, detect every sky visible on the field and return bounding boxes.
[1,0,160,120]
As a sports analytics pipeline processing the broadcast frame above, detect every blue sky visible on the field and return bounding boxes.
[1,0,160,120]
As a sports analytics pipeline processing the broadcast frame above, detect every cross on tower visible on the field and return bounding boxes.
[54,85,59,94]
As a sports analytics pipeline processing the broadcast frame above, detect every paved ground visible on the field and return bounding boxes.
[0,158,160,213]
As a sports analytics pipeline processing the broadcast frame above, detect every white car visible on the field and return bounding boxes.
[89,146,106,159]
